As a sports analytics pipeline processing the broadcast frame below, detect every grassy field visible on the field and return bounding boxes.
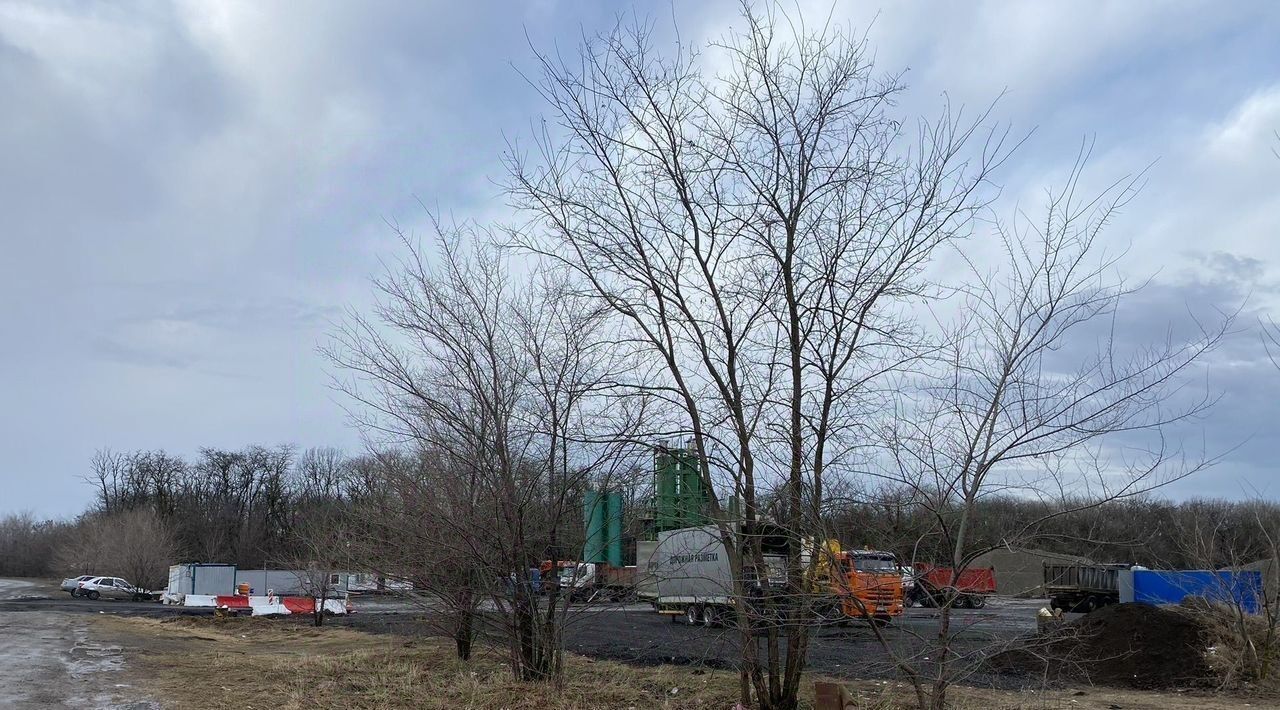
[95,615,1271,710]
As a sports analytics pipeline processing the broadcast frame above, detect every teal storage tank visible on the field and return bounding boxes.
[605,491,623,567]
[655,449,679,532]
[583,490,606,563]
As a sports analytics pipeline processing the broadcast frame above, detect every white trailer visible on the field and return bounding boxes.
[236,570,397,597]
[651,523,790,626]
[635,540,660,601]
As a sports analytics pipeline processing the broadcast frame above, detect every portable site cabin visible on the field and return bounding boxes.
[167,563,237,598]
[235,569,361,596]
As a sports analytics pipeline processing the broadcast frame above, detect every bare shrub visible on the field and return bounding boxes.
[55,507,180,589]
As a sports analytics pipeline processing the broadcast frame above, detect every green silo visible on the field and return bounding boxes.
[655,449,679,532]
[676,447,707,527]
[583,490,606,563]
[605,491,623,567]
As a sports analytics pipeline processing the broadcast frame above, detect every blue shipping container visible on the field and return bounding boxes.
[1131,570,1263,613]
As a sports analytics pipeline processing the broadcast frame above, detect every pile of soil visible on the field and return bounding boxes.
[989,603,1214,689]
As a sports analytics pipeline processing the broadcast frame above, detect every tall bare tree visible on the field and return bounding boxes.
[879,155,1230,709]
[507,6,1009,707]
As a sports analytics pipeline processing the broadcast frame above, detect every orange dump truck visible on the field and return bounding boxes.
[834,549,905,622]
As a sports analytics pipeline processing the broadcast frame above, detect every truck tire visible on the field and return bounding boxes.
[685,605,702,626]
[955,594,972,609]
[970,595,987,609]
[701,606,717,627]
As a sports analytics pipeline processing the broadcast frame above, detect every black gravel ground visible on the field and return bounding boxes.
[0,584,1051,689]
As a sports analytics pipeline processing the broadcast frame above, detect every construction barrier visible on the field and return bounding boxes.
[182,594,219,607]
[179,593,349,616]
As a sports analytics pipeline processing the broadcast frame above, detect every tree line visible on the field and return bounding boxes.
[5,477,1276,586]
[0,445,368,587]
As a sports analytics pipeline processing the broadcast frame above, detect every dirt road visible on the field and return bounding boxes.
[0,579,158,709]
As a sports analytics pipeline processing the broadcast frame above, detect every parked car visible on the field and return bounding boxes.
[61,575,96,596]
[76,576,153,602]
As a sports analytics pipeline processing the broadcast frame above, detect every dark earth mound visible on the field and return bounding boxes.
[989,603,1213,690]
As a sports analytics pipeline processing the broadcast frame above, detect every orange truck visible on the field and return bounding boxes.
[834,549,905,622]
[809,541,904,623]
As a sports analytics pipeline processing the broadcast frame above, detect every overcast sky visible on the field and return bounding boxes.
[2,1,1278,518]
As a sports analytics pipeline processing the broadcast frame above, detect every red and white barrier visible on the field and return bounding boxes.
[178,593,349,616]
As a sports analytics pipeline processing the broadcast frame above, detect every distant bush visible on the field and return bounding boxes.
[0,512,68,577]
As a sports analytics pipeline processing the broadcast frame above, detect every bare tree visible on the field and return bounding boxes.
[353,448,490,660]
[879,155,1230,709]
[326,221,645,680]
[0,512,66,577]
[506,5,1008,707]
[55,507,180,590]
[284,504,352,627]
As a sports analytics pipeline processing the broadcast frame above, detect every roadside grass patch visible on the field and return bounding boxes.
[95,615,1273,710]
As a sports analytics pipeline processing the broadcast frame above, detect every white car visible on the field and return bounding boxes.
[61,574,96,596]
[76,576,151,601]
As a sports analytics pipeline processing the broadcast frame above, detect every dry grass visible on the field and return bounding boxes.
[94,615,1270,710]
[98,615,747,709]
[1178,597,1280,691]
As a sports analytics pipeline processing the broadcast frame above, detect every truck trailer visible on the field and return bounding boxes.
[555,561,637,602]
[907,564,997,608]
[651,523,788,626]
[1044,562,1128,612]
[650,525,903,626]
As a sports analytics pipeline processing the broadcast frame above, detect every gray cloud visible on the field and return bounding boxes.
[1,0,1278,516]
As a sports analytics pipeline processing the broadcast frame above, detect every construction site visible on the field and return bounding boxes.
[3,1,1279,708]
[1,445,1277,708]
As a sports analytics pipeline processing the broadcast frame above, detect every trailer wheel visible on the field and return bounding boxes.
[685,605,702,626]
[970,595,986,609]
[701,606,717,627]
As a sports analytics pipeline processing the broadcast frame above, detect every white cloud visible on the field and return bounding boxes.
[1206,85,1280,161]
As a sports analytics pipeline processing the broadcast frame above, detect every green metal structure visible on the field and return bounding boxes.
[583,490,606,564]
[653,445,709,533]
[582,489,625,565]
[605,491,623,567]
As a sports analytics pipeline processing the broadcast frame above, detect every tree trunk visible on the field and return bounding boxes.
[455,601,474,661]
